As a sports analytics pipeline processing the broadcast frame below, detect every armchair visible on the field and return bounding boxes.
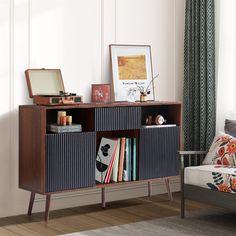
[180,149,236,218]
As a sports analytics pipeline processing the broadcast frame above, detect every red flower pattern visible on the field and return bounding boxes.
[230,178,236,190]
[218,147,225,157]
[218,184,231,193]
[222,157,230,165]
[220,136,230,142]
[226,140,236,154]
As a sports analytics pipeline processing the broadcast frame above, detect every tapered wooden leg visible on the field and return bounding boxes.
[164,178,173,201]
[45,195,51,222]
[27,192,35,216]
[101,187,106,208]
[148,181,152,197]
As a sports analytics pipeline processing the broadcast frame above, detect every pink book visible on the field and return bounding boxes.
[104,140,119,183]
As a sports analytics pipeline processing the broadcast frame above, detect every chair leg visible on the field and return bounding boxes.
[164,177,173,201]
[27,192,35,216]
[45,194,51,222]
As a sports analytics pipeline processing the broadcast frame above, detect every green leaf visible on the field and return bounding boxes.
[220,141,229,147]
[207,183,218,190]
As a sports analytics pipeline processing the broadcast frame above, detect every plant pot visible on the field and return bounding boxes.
[140,94,147,102]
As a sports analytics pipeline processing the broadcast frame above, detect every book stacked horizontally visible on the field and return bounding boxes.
[95,137,137,184]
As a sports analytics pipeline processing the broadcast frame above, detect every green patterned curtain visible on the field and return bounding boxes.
[183,0,216,151]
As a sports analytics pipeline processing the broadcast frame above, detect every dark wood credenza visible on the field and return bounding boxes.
[19,101,182,221]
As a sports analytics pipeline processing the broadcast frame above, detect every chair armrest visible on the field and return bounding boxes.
[179,150,207,168]
[179,151,207,188]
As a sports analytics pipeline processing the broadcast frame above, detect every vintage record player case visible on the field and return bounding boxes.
[25,69,82,105]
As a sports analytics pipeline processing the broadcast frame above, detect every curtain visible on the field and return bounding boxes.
[183,0,216,151]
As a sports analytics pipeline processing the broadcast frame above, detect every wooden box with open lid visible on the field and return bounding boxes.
[25,68,83,106]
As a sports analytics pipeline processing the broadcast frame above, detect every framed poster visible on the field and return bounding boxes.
[91,84,110,103]
[110,44,155,102]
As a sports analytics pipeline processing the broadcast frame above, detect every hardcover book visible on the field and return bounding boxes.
[132,138,136,181]
[47,124,82,133]
[118,137,126,182]
[123,138,131,181]
[104,142,119,183]
[111,138,121,182]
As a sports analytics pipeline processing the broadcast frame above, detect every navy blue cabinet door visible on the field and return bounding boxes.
[139,127,180,180]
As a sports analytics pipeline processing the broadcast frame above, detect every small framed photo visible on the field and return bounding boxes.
[110,44,155,102]
[91,84,111,103]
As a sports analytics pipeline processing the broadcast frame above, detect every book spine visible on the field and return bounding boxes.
[123,138,129,182]
[111,138,121,182]
[133,138,136,181]
[128,138,131,181]
[118,137,126,182]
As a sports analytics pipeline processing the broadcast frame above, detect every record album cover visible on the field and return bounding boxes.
[95,137,118,183]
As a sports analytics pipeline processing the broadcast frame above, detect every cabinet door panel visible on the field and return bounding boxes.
[95,107,141,131]
[46,132,96,192]
[139,127,180,180]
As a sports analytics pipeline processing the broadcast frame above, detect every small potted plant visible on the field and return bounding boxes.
[135,74,158,102]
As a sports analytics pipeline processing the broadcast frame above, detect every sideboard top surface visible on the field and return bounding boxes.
[19,101,182,110]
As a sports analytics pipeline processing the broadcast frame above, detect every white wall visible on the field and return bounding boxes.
[0,0,184,217]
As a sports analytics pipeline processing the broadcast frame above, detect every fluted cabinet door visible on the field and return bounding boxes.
[139,127,180,180]
[46,132,96,193]
[95,107,141,131]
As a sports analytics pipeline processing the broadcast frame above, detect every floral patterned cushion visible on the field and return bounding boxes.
[202,132,236,166]
[207,167,236,193]
[185,165,236,194]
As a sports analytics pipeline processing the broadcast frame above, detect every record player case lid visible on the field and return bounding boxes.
[25,69,65,98]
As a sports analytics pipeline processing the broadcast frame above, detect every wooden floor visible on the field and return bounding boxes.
[0,192,209,236]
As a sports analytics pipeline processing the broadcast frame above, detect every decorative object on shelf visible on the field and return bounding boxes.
[110,44,156,102]
[91,84,111,103]
[66,116,72,125]
[25,68,83,106]
[140,94,147,102]
[136,74,159,102]
[57,111,66,125]
[154,115,166,125]
[145,114,166,125]
[146,115,153,125]
[60,116,67,126]
[47,124,82,133]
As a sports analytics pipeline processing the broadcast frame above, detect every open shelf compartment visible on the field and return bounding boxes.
[46,108,94,133]
[141,104,181,126]
[95,129,140,185]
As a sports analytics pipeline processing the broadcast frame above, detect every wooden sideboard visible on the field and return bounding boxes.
[19,101,182,221]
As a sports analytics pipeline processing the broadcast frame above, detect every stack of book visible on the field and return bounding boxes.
[95,137,137,184]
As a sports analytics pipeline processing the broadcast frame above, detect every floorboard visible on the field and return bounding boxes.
[0,192,211,236]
